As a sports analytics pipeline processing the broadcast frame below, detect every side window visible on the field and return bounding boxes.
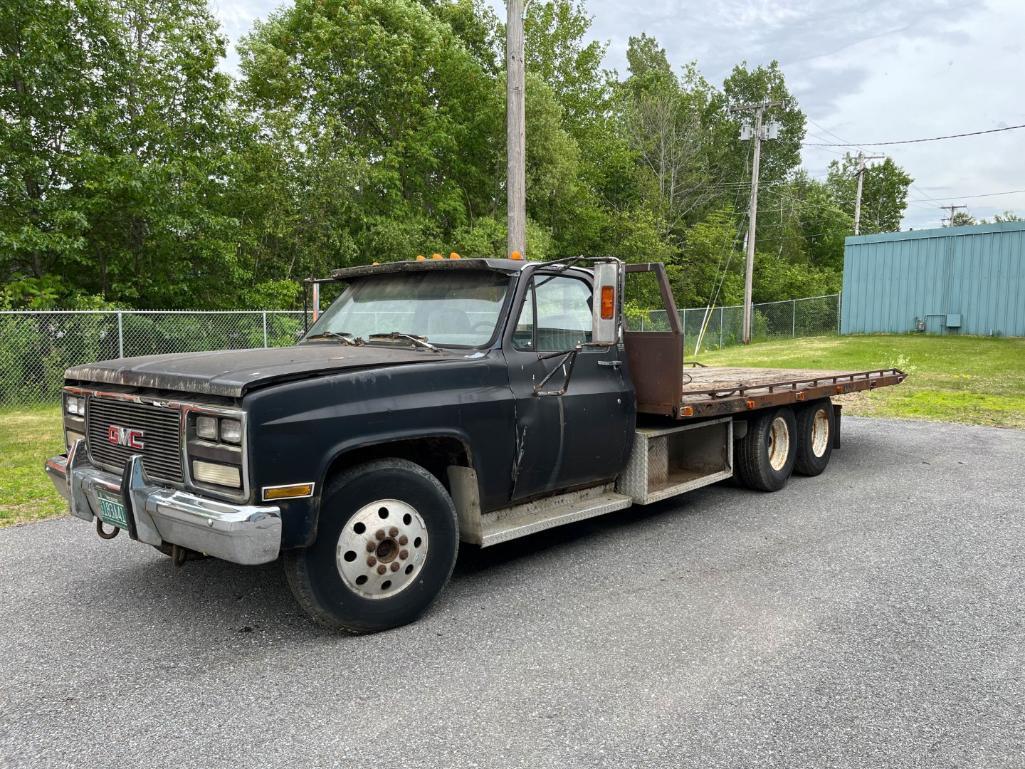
[513,275,592,353]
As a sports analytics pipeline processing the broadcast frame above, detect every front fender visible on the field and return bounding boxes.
[244,357,516,548]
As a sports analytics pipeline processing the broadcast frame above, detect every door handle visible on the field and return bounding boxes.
[598,360,622,368]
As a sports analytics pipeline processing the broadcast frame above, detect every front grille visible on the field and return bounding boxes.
[87,398,183,482]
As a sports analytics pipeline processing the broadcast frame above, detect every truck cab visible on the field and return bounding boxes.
[45,257,905,633]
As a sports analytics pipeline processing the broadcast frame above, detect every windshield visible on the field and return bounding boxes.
[304,271,512,348]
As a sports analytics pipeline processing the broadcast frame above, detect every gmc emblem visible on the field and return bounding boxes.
[107,425,145,450]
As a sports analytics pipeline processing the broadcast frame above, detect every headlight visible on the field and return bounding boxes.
[219,419,242,444]
[195,415,219,440]
[65,396,85,416]
[192,460,242,488]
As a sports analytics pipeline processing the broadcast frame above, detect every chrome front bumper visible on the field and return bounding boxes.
[45,441,281,565]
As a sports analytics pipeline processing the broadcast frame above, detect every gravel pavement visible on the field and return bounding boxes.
[1,417,1023,769]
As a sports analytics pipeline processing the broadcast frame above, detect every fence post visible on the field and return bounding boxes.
[262,311,268,348]
[792,299,797,338]
[117,311,124,358]
[719,307,724,349]
[837,293,842,335]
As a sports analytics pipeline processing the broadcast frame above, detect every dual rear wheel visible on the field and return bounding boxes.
[734,400,835,491]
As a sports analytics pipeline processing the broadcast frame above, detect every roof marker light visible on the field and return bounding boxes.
[449,252,461,259]
[431,253,444,260]
[416,255,426,261]
[510,250,523,261]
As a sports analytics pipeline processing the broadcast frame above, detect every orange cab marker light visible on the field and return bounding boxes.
[415,255,426,261]
[680,406,694,417]
[746,399,756,410]
[600,286,615,320]
[431,253,444,260]
[509,250,523,261]
[262,483,315,502]
[449,252,461,259]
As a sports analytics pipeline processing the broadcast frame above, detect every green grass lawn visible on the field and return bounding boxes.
[0,405,66,526]
[698,334,1025,429]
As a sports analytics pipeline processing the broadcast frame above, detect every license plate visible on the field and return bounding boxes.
[95,490,129,529]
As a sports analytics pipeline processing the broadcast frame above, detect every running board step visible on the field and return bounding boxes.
[446,468,633,548]
[478,488,633,547]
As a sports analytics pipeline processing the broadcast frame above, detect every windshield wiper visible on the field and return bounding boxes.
[306,331,363,346]
[367,332,439,352]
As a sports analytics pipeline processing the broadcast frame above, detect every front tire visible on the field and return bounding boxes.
[735,407,797,492]
[284,459,458,634]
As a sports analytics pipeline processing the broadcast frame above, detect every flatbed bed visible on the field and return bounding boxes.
[674,366,907,419]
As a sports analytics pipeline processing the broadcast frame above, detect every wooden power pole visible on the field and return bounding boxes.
[853,151,885,235]
[506,0,526,259]
[738,100,779,344]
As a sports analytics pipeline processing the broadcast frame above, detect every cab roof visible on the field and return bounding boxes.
[329,258,529,281]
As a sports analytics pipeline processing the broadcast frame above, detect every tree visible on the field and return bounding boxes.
[237,0,504,276]
[0,0,114,292]
[949,210,976,227]
[827,155,912,234]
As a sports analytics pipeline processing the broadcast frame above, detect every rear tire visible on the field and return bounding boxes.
[735,407,797,492]
[284,458,458,634]
[794,400,834,477]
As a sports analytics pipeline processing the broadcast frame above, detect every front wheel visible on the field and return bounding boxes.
[284,458,459,634]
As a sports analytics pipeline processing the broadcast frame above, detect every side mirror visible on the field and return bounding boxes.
[591,261,621,346]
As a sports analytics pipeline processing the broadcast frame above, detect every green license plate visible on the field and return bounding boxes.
[96,490,129,529]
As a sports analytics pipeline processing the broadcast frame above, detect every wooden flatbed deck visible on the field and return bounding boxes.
[672,366,907,419]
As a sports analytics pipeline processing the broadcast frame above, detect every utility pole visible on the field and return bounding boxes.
[939,204,967,227]
[853,151,885,235]
[738,100,780,344]
[506,0,526,259]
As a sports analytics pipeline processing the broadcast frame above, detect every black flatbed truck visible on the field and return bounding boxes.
[45,257,905,632]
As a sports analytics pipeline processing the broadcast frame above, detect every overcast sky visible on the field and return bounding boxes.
[211,0,1025,230]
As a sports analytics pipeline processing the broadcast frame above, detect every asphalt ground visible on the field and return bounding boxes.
[1,417,1023,769]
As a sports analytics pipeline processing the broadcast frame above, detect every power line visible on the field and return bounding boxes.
[909,188,1025,202]
[803,122,1025,147]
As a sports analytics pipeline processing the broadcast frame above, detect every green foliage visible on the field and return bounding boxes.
[1,0,917,313]
[827,155,912,234]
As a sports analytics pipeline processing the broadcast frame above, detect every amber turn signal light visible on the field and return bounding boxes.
[600,286,615,320]
[262,483,315,501]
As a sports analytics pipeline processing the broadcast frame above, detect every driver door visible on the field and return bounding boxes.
[504,271,636,502]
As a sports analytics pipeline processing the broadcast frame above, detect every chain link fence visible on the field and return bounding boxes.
[631,293,841,356]
[0,310,308,408]
[1,294,842,408]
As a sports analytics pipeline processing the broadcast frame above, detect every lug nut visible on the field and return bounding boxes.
[399,549,409,560]
[375,529,386,540]
[390,562,400,572]
[367,556,377,567]
[398,535,408,545]
[388,526,399,537]
[366,541,376,552]
[377,565,387,575]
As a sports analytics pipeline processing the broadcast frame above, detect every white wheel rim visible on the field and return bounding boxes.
[767,416,791,471]
[336,499,429,600]
[810,408,830,457]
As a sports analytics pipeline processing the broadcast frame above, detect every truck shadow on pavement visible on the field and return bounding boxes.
[54,483,729,642]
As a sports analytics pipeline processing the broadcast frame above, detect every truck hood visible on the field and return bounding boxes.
[64,344,465,399]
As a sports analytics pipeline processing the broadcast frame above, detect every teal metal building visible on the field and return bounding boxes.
[841,221,1025,336]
